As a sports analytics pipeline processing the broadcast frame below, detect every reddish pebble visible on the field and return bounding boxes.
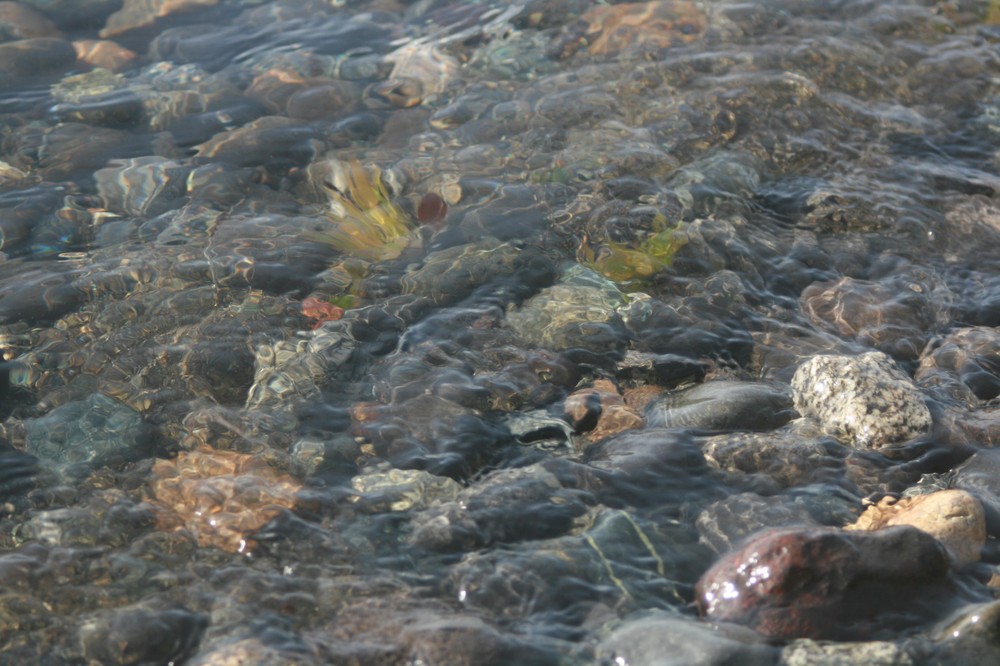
[301,297,343,327]
[417,192,448,224]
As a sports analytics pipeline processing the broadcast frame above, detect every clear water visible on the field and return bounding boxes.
[1,0,1000,663]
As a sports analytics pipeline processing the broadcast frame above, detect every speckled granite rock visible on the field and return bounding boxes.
[847,490,986,566]
[791,352,931,448]
[780,639,915,666]
[646,381,796,432]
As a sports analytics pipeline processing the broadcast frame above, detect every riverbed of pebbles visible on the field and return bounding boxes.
[2,0,1000,664]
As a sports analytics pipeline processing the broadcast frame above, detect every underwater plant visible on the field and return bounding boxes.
[305,160,417,263]
[577,213,684,285]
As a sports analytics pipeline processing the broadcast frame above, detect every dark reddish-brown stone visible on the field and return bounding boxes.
[695,525,976,640]
[416,192,448,224]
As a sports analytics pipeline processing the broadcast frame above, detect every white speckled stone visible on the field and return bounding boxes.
[791,351,931,448]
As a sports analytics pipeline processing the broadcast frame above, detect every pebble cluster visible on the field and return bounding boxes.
[0,0,999,663]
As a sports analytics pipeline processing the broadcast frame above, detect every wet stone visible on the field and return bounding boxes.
[597,611,779,666]
[847,489,986,566]
[408,463,591,552]
[791,351,932,448]
[25,122,153,184]
[916,326,1000,405]
[925,600,1000,665]
[79,604,208,666]
[507,264,630,357]
[286,80,362,121]
[72,39,139,72]
[397,237,528,305]
[17,0,121,31]
[646,381,796,432]
[95,157,191,217]
[350,466,463,513]
[615,349,708,388]
[18,507,101,547]
[694,490,858,555]
[583,428,723,510]
[563,379,645,444]
[52,89,145,128]
[193,115,323,171]
[401,613,566,666]
[451,508,707,623]
[696,525,976,640]
[148,448,302,554]
[563,0,708,58]
[100,0,221,40]
[628,295,754,366]
[0,445,43,505]
[21,392,152,476]
[370,392,510,480]
[950,448,1000,537]
[505,409,576,452]
[0,36,75,85]
[0,2,61,41]
[780,639,915,666]
[800,275,941,361]
[701,425,851,491]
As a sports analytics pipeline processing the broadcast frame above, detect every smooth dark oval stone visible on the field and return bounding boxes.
[18,0,120,31]
[646,381,795,432]
[0,37,75,82]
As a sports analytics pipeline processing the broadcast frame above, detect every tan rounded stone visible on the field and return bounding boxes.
[72,39,137,71]
[148,448,301,554]
[847,489,985,565]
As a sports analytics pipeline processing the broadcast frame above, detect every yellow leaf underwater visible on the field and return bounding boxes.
[305,161,417,262]
[578,216,685,285]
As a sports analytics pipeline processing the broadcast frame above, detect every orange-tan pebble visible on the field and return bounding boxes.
[72,39,137,71]
[847,489,986,566]
[148,447,301,554]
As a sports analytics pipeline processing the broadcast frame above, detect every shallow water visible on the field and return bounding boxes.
[2,0,1000,663]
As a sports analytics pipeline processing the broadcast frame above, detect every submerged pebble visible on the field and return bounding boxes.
[646,381,796,432]
[0,0,997,661]
[847,489,986,566]
[696,525,982,640]
[597,611,778,666]
[791,352,932,448]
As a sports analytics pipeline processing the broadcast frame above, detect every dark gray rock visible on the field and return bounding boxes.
[647,381,796,432]
[598,612,779,666]
[79,605,208,666]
